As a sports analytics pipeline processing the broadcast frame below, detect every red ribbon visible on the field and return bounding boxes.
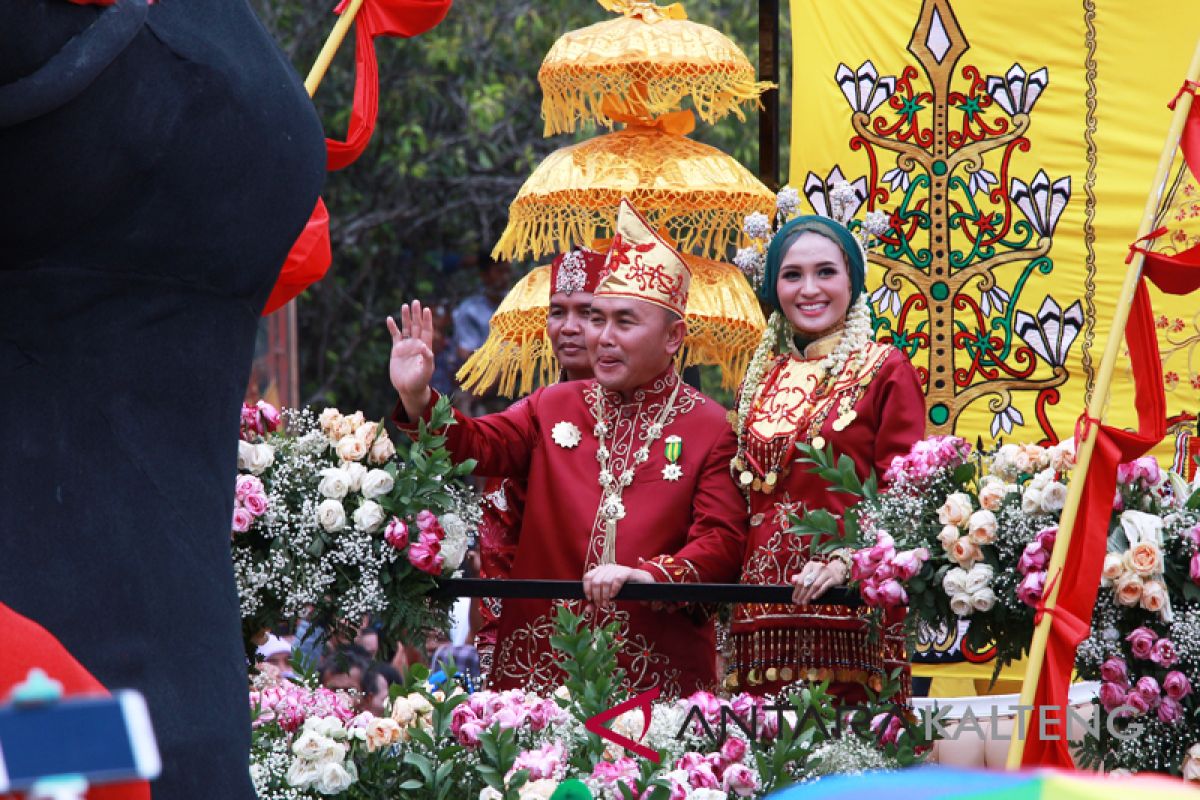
[325,0,453,171]
[1167,79,1200,111]
[1125,226,1169,264]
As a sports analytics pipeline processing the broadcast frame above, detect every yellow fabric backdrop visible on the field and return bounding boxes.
[789,0,1200,456]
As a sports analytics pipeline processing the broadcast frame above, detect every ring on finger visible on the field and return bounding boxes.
[802,573,816,587]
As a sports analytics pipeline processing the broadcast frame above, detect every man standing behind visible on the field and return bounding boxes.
[474,247,608,677]
[388,200,748,696]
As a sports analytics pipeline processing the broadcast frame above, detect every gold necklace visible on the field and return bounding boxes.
[590,375,682,565]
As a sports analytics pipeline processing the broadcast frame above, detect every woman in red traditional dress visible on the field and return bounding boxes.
[728,210,926,702]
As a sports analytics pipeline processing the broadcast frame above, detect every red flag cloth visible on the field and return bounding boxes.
[0,603,151,800]
[1175,85,1200,186]
[325,0,452,171]
[263,198,332,315]
[1021,237,1200,766]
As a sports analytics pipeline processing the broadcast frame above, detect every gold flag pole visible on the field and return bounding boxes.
[1006,37,1200,769]
[304,0,367,97]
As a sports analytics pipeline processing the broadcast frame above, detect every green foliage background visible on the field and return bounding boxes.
[252,0,791,416]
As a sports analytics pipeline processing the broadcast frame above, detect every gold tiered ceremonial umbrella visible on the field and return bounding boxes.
[457,252,765,396]
[538,0,772,136]
[491,110,776,262]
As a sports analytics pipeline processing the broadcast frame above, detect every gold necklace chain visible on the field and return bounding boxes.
[590,375,682,565]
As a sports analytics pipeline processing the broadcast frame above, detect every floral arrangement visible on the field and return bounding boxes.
[232,397,478,654]
[249,609,938,799]
[793,430,1200,779]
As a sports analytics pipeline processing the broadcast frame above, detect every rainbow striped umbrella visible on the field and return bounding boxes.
[768,767,1196,799]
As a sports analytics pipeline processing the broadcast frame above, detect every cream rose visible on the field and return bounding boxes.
[352,500,386,533]
[314,761,356,795]
[967,509,998,545]
[330,415,355,442]
[390,697,415,727]
[938,493,974,528]
[951,538,982,569]
[1120,510,1164,548]
[978,481,1007,512]
[369,434,396,465]
[949,593,974,617]
[336,436,368,462]
[318,467,352,500]
[1040,482,1068,513]
[360,469,395,500]
[316,499,347,532]
[1127,540,1163,577]
[480,789,505,800]
[365,717,402,752]
[354,420,379,443]
[937,525,961,552]
[1141,579,1169,613]
[971,588,996,612]
[1114,573,1144,607]
[1183,743,1200,782]
[407,693,433,716]
[1101,553,1124,583]
[318,407,342,431]
[518,780,560,800]
[1049,439,1076,472]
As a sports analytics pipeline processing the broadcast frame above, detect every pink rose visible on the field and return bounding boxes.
[408,535,443,575]
[528,699,559,731]
[1164,670,1192,700]
[1125,691,1151,715]
[868,531,896,562]
[872,561,896,582]
[850,550,877,581]
[1016,571,1046,608]
[1191,552,1200,584]
[1125,627,1157,661]
[235,474,264,501]
[240,404,262,437]
[686,691,723,723]
[860,582,880,606]
[1036,526,1057,550]
[876,579,908,607]
[243,492,268,517]
[892,549,927,581]
[1098,681,1127,713]
[1100,657,1128,686]
[871,712,905,745]
[591,757,639,788]
[1018,541,1048,575]
[256,400,282,432]
[722,764,759,797]
[1135,676,1161,704]
[719,736,748,764]
[1158,696,1184,724]
[1133,456,1162,485]
[1116,462,1134,485]
[1151,638,1179,668]
[384,518,409,551]
[687,763,720,790]
[415,509,443,537]
[511,742,563,781]
[231,506,253,533]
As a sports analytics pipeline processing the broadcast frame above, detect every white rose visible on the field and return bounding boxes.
[1021,487,1044,515]
[971,588,996,612]
[316,499,347,532]
[360,469,395,500]
[518,780,560,800]
[285,757,321,789]
[441,531,468,571]
[1040,481,1068,512]
[949,593,974,617]
[291,730,327,760]
[942,567,969,596]
[336,436,368,462]
[407,693,433,716]
[480,789,505,800]
[318,467,352,500]
[1183,743,1200,782]
[965,563,994,594]
[345,411,366,430]
[313,716,346,740]
[1101,553,1124,584]
[341,461,368,493]
[553,685,571,701]
[689,792,727,800]
[967,509,998,545]
[314,761,356,795]
[1119,509,1164,548]
[365,717,402,752]
[237,441,275,475]
[938,493,974,528]
[319,738,348,764]
[352,500,386,533]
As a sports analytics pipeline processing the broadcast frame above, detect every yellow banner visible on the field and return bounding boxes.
[789,0,1200,457]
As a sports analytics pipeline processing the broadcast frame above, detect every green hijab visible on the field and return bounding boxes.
[757,215,866,314]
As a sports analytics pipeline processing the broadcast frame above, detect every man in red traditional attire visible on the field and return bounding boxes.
[388,200,748,696]
[473,247,607,676]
